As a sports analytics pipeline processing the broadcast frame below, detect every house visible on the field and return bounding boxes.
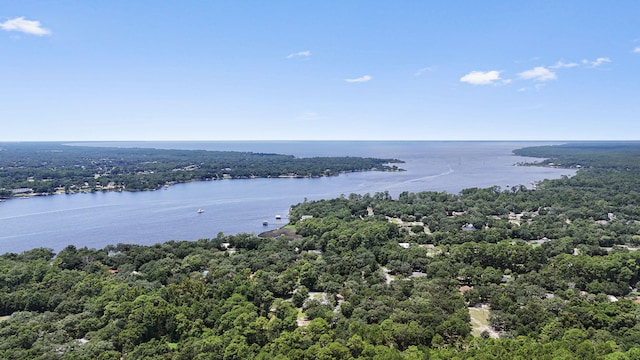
[11,188,33,195]
[461,223,477,231]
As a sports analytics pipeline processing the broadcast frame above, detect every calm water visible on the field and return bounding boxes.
[0,141,574,254]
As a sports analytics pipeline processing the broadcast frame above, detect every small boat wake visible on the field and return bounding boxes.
[386,165,454,188]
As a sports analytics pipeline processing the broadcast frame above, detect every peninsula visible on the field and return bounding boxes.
[0,142,403,198]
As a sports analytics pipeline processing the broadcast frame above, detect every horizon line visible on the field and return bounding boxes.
[2,139,639,143]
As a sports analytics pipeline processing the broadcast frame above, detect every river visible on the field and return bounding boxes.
[0,141,574,254]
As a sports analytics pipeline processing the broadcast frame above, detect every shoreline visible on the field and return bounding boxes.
[0,142,576,255]
[1,167,406,202]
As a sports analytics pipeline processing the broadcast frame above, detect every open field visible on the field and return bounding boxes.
[469,305,499,338]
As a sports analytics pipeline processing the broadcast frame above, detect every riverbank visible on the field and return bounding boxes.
[0,142,404,200]
[0,166,408,202]
[0,141,575,254]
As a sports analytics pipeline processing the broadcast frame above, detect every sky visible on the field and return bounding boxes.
[1,1,639,141]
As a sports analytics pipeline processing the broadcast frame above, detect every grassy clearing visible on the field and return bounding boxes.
[469,306,496,337]
[296,310,310,327]
[469,307,489,326]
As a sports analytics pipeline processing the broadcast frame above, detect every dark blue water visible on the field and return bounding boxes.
[0,141,574,254]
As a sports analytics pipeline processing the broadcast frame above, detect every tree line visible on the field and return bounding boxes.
[0,142,403,197]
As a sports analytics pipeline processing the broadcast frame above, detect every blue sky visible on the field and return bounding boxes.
[2,1,639,141]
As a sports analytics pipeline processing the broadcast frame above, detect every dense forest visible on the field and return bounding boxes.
[514,142,640,170]
[0,143,402,198]
[1,142,640,359]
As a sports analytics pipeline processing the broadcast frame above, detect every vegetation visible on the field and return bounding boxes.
[0,142,403,198]
[514,141,640,170]
[1,142,640,359]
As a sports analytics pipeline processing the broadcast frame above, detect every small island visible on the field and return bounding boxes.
[0,143,404,198]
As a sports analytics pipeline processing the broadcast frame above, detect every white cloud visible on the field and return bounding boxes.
[459,70,502,85]
[286,50,311,59]
[415,67,433,76]
[582,57,611,67]
[0,17,51,36]
[344,75,372,83]
[550,61,579,69]
[635,47,640,53]
[518,66,556,81]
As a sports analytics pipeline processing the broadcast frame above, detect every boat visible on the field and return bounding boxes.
[275,214,282,220]
[262,221,268,226]
[197,209,205,213]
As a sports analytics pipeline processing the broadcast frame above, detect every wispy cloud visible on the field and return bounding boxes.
[286,50,311,59]
[459,70,502,85]
[297,111,320,121]
[518,66,556,81]
[1,17,51,36]
[550,61,579,69]
[344,75,372,83]
[635,47,640,54]
[415,67,433,76]
[582,57,611,68]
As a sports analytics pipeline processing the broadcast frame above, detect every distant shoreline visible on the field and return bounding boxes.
[0,142,403,200]
[0,166,406,201]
